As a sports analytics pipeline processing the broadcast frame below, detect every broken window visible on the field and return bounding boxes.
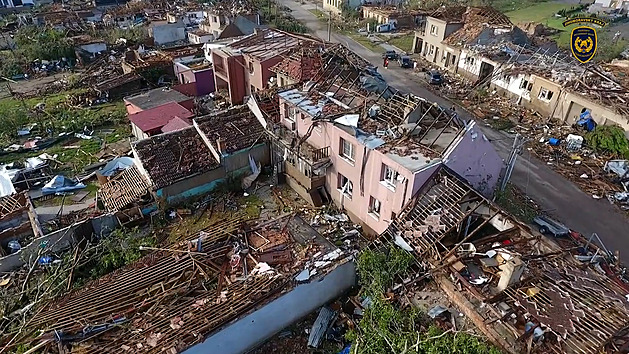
[369,196,381,217]
[465,56,475,66]
[340,138,355,162]
[381,164,398,189]
[519,79,532,92]
[248,62,254,74]
[538,87,554,101]
[428,45,434,55]
[338,173,353,198]
[430,24,438,36]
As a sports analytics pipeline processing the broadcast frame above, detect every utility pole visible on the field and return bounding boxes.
[500,133,527,193]
[327,11,331,42]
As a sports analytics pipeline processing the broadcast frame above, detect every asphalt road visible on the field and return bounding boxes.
[279,0,629,260]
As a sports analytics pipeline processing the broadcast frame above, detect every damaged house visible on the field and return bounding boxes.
[131,106,269,204]
[381,166,629,354]
[8,211,355,354]
[132,126,225,204]
[412,6,519,73]
[212,28,325,105]
[0,192,42,257]
[194,106,269,174]
[252,45,503,235]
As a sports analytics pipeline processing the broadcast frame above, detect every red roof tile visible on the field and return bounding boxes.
[161,116,192,133]
[128,102,194,133]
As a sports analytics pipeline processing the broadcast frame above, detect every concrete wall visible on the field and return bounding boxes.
[223,143,270,173]
[213,51,247,104]
[443,121,504,197]
[183,261,356,354]
[526,75,562,118]
[0,214,119,273]
[151,23,186,45]
[157,167,227,204]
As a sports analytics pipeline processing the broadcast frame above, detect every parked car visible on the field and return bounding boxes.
[425,70,443,85]
[398,56,412,68]
[382,50,398,60]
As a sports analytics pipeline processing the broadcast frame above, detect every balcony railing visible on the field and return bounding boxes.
[312,147,330,162]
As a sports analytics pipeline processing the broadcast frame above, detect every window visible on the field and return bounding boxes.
[465,56,475,66]
[428,45,434,55]
[248,62,254,74]
[381,164,398,189]
[538,87,554,101]
[519,79,533,92]
[369,196,381,218]
[285,105,296,121]
[213,16,218,23]
[430,24,438,36]
[338,173,353,198]
[340,138,355,162]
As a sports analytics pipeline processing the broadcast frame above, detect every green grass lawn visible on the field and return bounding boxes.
[348,34,382,52]
[506,2,568,26]
[388,35,414,53]
[309,8,326,20]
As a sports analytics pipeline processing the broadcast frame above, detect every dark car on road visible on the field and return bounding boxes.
[425,70,443,85]
[398,56,412,68]
[382,50,398,60]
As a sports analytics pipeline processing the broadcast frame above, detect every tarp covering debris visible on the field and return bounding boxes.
[42,175,86,195]
[98,157,135,177]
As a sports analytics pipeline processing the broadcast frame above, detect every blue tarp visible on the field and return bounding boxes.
[577,111,596,132]
[42,175,86,195]
[99,157,135,177]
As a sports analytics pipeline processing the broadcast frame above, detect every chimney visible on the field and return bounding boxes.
[216,137,226,153]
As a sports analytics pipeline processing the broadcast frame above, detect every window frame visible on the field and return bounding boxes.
[340,138,355,163]
[369,196,381,218]
[538,87,554,102]
[338,173,353,199]
[381,164,398,190]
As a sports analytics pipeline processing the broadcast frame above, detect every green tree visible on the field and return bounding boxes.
[14,26,75,61]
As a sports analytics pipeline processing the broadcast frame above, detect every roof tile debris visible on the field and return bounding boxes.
[12,209,348,353]
[128,101,194,133]
[195,106,265,154]
[133,127,220,189]
[385,166,629,354]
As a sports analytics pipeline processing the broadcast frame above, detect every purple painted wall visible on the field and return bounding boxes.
[443,121,504,197]
[174,61,215,96]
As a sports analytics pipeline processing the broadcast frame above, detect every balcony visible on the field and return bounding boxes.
[268,124,330,166]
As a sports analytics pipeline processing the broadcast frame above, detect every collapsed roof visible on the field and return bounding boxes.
[383,166,629,354]
[133,127,221,189]
[261,45,466,172]
[194,106,265,156]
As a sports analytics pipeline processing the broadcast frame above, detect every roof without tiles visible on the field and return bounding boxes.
[269,45,323,83]
[194,106,265,154]
[223,28,323,61]
[125,88,192,111]
[133,127,220,189]
[128,101,193,133]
